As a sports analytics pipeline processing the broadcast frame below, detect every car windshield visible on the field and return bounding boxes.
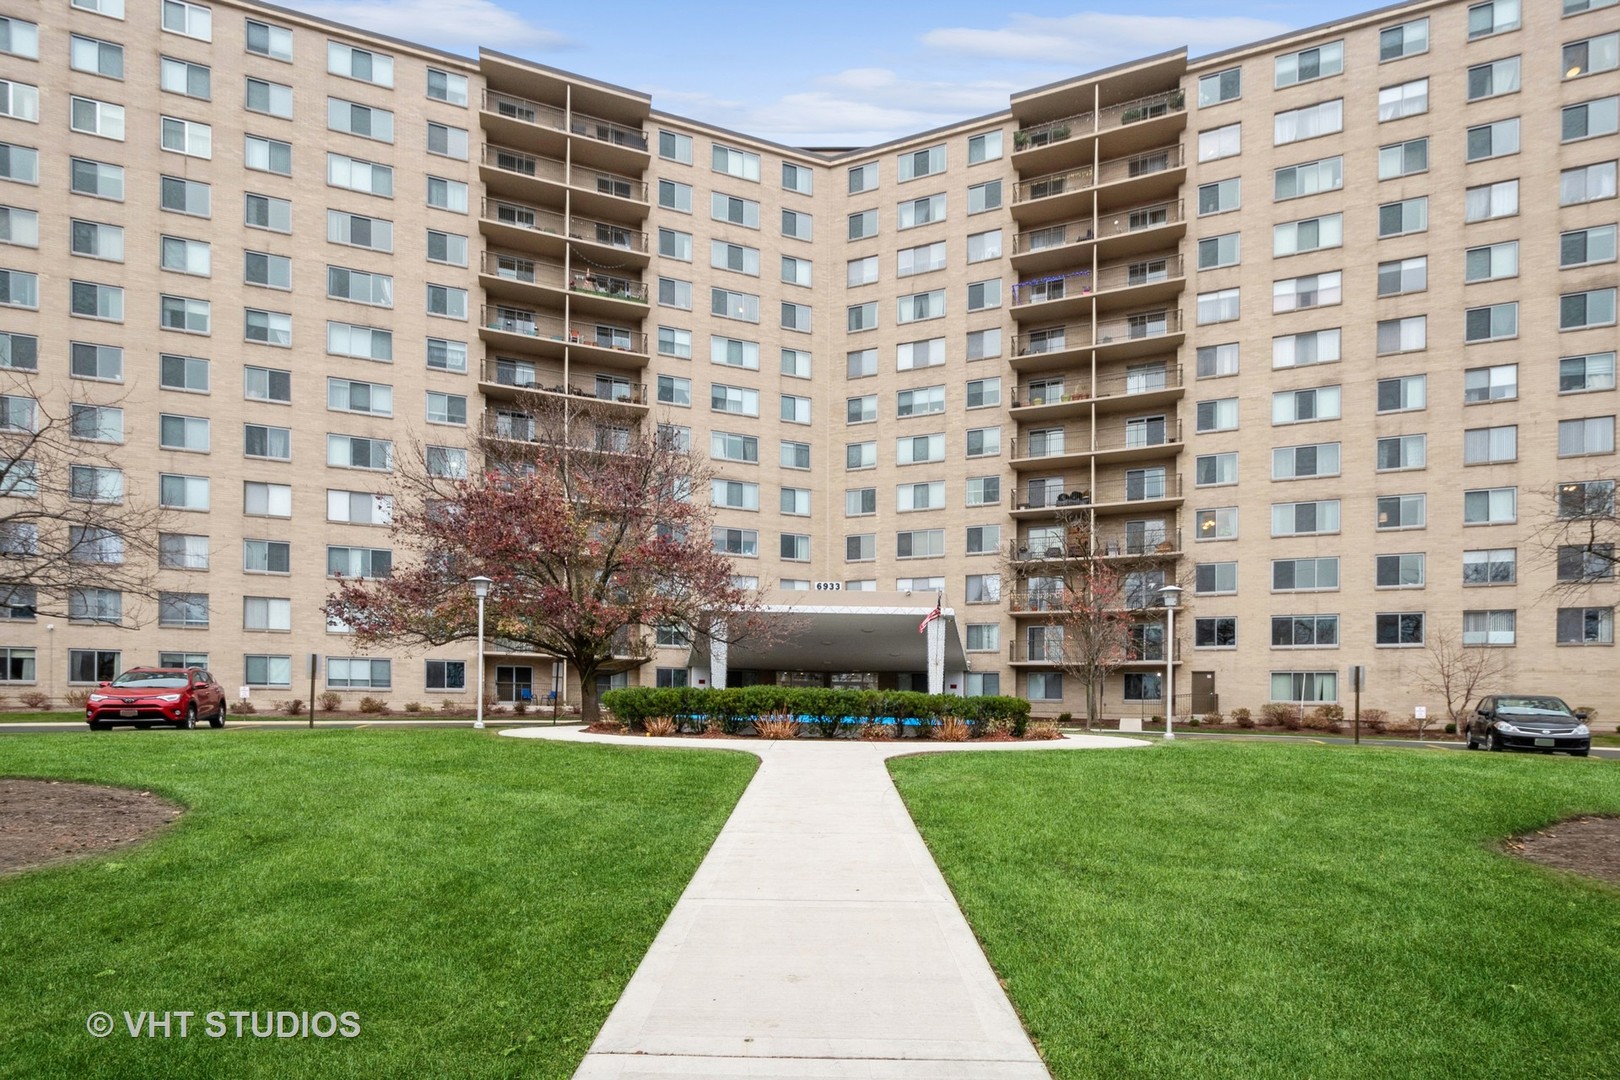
[110,673,190,690]
[1495,697,1573,716]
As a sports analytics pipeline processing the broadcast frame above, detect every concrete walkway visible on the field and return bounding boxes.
[502,727,1146,1078]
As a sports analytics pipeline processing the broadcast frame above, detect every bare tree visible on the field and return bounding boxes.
[1529,479,1618,595]
[326,393,775,724]
[0,388,171,622]
[1406,625,1514,739]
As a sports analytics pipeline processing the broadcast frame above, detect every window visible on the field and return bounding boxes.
[965,378,1000,409]
[245,135,291,176]
[0,16,38,59]
[0,332,36,371]
[710,336,760,371]
[897,386,945,418]
[898,242,947,277]
[711,431,758,463]
[1463,424,1518,465]
[1379,137,1428,179]
[1196,398,1239,433]
[1467,0,1519,39]
[657,375,690,407]
[845,441,876,471]
[423,391,465,427]
[1379,79,1428,121]
[66,648,118,684]
[329,658,392,688]
[1272,214,1343,259]
[1274,100,1342,145]
[968,179,1002,214]
[72,280,123,321]
[712,145,760,181]
[1193,452,1236,487]
[1557,607,1614,645]
[1378,197,1427,237]
[1196,507,1238,541]
[897,433,945,464]
[1567,1,1620,16]
[71,34,124,78]
[241,654,291,687]
[1274,156,1343,200]
[1273,386,1340,425]
[1464,303,1518,343]
[1273,442,1340,480]
[1192,343,1237,379]
[1197,288,1240,325]
[712,527,758,557]
[1199,123,1241,163]
[0,268,36,309]
[1193,618,1237,650]
[159,473,209,510]
[1378,493,1427,529]
[243,309,291,346]
[0,80,38,123]
[1567,34,1620,82]
[966,280,1000,311]
[1273,557,1339,592]
[711,288,759,324]
[328,41,392,86]
[1271,615,1338,648]
[967,131,1002,164]
[780,487,811,516]
[897,291,946,324]
[1199,68,1241,107]
[242,76,293,121]
[244,481,292,518]
[1377,434,1428,472]
[966,427,1000,458]
[1562,161,1618,206]
[1466,58,1521,108]
[1378,257,1427,297]
[68,342,121,383]
[1562,288,1618,330]
[1198,178,1240,215]
[162,0,211,40]
[1466,241,1519,282]
[1275,40,1343,86]
[1196,561,1238,595]
[780,394,811,424]
[1559,544,1615,583]
[898,145,946,181]
[1462,548,1516,586]
[1,142,40,185]
[70,403,122,443]
[1273,272,1341,313]
[898,529,946,559]
[1464,364,1517,404]
[1564,226,1618,270]
[1377,316,1427,355]
[159,413,209,453]
[426,122,468,160]
[70,96,124,140]
[710,193,760,230]
[328,433,393,471]
[1561,98,1613,142]
[780,161,813,195]
[1562,352,1617,393]
[1465,119,1520,164]
[157,235,209,277]
[238,538,292,576]
[898,194,946,230]
[1272,499,1340,536]
[658,278,692,310]
[1463,487,1516,524]
[68,465,120,502]
[326,489,391,525]
[425,284,467,320]
[1559,416,1616,456]
[1466,180,1520,223]
[426,176,467,212]
[426,68,467,106]
[659,130,693,164]
[967,230,1002,264]
[1375,612,1425,647]
[157,533,208,571]
[1459,610,1515,647]
[328,97,393,143]
[1198,233,1240,270]
[246,18,292,61]
[781,302,812,332]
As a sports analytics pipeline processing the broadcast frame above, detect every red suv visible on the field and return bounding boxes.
[86,668,228,730]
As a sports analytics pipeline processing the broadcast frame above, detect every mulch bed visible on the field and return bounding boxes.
[0,779,184,876]
[1504,816,1620,885]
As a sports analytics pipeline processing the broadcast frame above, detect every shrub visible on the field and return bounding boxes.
[643,716,678,737]
[1204,709,1225,726]
[358,697,390,715]
[65,690,90,708]
[1024,719,1062,740]
[859,719,897,741]
[512,700,528,716]
[1232,707,1253,728]
[1444,722,1457,735]
[1360,708,1389,734]
[1282,710,1304,731]
[20,691,50,710]
[936,716,971,742]
[319,692,343,712]
[234,699,257,715]
[1304,704,1343,731]
[403,701,423,714]
[753,714,801,740]
[1260,703,1294,727]
[438,699,464,714]
[1057,711,1073,726]
[280,698,304,717]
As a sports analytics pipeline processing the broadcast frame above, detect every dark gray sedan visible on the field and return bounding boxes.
[1464,695,1591,756]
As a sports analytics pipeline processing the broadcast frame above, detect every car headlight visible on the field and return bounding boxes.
[1574,724,1590,737]
[1493,720,1519,734]
[87,693,109,702]
[156,694,183,702]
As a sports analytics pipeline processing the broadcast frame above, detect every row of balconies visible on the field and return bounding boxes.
[1013,88,1186,154]
[1010,472,1184,513]
[480,144,650,213]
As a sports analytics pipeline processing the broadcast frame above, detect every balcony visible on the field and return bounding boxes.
[478,251,647,316]
[481,411,642,456]
[1012,145,1186,224]
[479,145,649,216]
[480,90,648,171]
[1008,640,1064,666]
[1011,473,1184,517]
[1011,364,1184,419]
[1011,201,1185,273]
[1011,310,1185,372]
[479,306,649,370]
[1011,254,1183,321]
[1010,421,1183,471]
[478,200,649,267]
[1012,88,1187,170]
[478,360,648,411]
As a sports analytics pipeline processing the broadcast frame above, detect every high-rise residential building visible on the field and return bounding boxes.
[0,0,1614,717]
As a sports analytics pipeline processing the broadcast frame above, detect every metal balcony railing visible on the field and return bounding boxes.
[568,270,648,304]
[483,90,567,132]
[479,253,649,304]
[482,307,644,354]
[1012,422,1184,462]
[1014,256,1184,306]
[1013,145,1185,203]
[1012,311,1183,356]
[568,110,649,152]
[478,362,647,404]
[479,200,648,253]
[1012,365,1184,408]
[480,146,647,202]
[1013,88,1187,150]
[1012,201,1184,255]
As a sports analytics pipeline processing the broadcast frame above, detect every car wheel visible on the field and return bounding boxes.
[1464,725,1479,750]
[209,702,225,729]
[1488,731,1505,752]
[1573,749,1591,757]
[87,720,106,731]
[182,705,197,730]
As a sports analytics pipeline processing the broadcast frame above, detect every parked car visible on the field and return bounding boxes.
[1464,695,1590,756]
[85,668,227,730]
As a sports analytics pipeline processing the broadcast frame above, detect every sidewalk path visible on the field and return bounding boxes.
[503,728,1146,1078]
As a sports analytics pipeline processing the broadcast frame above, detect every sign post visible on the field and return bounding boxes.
[308,653,319,729]
[1349,665,1366,745]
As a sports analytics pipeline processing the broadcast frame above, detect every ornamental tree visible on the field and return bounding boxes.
[325,397,768,724]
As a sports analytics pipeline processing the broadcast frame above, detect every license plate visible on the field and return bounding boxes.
[1534,738,1555,747]
[120,709,138,718]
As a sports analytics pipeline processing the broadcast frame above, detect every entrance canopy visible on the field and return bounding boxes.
[687,590,969,679]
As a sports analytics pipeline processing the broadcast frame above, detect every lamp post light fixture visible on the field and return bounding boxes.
[1157,583,1182,741]
[470,575,493,729]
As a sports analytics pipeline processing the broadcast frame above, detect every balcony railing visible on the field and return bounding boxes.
[481,146,648,202]
[1014,145,1185,203]
[1013,310,1184,357]
[1011,421,1183,461]
[1012,201,1184,255]
[479,253,649,304]
[480,200,648,253]
[1014,256,1184,306]
[569,270,648,304]
[568,110,649,152]
[479,360,646,404]
[483,90,567,132]
[1013,475,1184,512]
[1012,365,1184,408]
[1013,88,1187,150]
[480,307,646,354]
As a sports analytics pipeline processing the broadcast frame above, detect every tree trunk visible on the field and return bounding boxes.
[577,662,600,726]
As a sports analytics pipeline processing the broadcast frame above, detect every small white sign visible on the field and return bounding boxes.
[1414,705,1427,720]
[238,686,252,701]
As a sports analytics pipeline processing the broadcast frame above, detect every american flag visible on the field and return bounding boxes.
[918,596,942,634]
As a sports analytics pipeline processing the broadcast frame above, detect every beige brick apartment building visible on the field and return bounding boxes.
[0,0,1614,718]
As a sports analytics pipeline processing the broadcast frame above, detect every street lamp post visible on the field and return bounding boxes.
[1158,583,1182,741]
[470,576,493,729]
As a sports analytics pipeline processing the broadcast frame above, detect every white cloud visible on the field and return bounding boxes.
[288,0,569,54]
[922,12,1292,65]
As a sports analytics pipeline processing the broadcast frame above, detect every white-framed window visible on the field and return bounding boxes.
[711,192,760,229]
[244,77,291,118]
[849,255,879,286]
[711,336,760,370]
[159,353,208,393]
[1274,100,1342,145]
[1195,561,1237,595]
[1561,288,1619,330]
[1378,78,1428,122]
[1273,271,1341,313]
[0,206,36,250]
[659,130,693,164]
[1197,177,1241,215]
[328,97,393,143]
[244,365,291,404]
[327,322,392,363]
[425,337,466,373]
[70,96,124,140]
[656,327,692,360]
[966,426,1000,458]
[1275,40,1343,87]
[1468,0,1520,38]
[161,0,211,40]
[158,290,210,330]
[1464,303,1518,343]
[781,301,812,332]
[1196,452,1238,486]
[0,16,39,59]
[426,176,467,211]
[897,385,945,418]
[426,284,467,319]
[1463,424,1517,464]
[1199,68,1241,107]
[1197,288,1240,325]
[898,241,947,277]
[658,278,692,310]
[897,290,946,324]
[426,68,467,106]
[159,473,209,511]
[1198,233,1240,270]
[1377,434,1428,472]
[69,404,122,443]
[967,279,1000,311]
[0,80,38,123]
[780,394,811,424]
[968,131,1002,164]
[245,18,292,60]
[1558,416,1616,457]
[1466,241,1518,282]
[1561,352,1618,394]
[426,122,468,160]
[1465,180,1519,223]
[1562,226,1616,269]
[847,395,877,424]
[327,377,390,416]
[782,161,813,194]
[657,179,693,213]
[896,529,945,559]
[898,194,946,229]
[245,192,291,233]
[782,255,812,287]
[657,374,691,407]
[245,135,292,175]
[326,488,391,525]
[328,41,392,86]
[898,144,946,181]
[1462,610,1515,647]
[1272,385,1340,423]
[896,433,945,465]
[1198,123,1241,163]
[72,280,123,321]
[1379,137,1427,179]
[1271,499,1340,537]
[968,179,1002,214]
[1195,507,1238,541]
[327,434,393,471]
[1377,316,1426,355]
[896,481,945,512]
[1463,487,1516,525]
[1463,548,1515,586]
[1273,442,1340,480]
[712,527,758,557]
[328,658,391,688]
[848,161,878,193]
[781,349,811,379]
[1557,607,1614,645]
[1195,398,1239,432]
[780,440,810,470]
[710,384,759,417]
[1274,557,1339,592]
[1,142,40,185]
[897,338,945,371]
[711,288,759,323]
[712,144,760,181]
[243,423,290,461]
[0,268,36,309]
[159,413,209,453]
[967,230,1002,263]
[1378,257,1427,297]
[1560,162,1618,207]
[329,211,394,253]
[71,34,124,78]
[244,308,292,346]
[1273,156,1343,200]
[780,487,811,516]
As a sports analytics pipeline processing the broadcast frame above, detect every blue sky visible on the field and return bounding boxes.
[283,0,1383,145]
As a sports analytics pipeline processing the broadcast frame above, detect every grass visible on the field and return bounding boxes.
[0,711,82,723]
[0,730,755,1078]
[890,742,1620,1080]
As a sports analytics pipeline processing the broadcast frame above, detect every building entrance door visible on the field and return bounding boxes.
[1191,671,1216,714]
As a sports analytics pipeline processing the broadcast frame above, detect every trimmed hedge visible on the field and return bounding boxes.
[599,687,1029,737]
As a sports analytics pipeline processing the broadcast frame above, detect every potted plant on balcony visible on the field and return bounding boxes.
[1014,130,1029,150]
[1051,124,1070,140]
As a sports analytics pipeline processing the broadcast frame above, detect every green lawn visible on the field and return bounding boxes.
[0,730,755,1078]
[891,742,1620,1080]
[0,711,82,723]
